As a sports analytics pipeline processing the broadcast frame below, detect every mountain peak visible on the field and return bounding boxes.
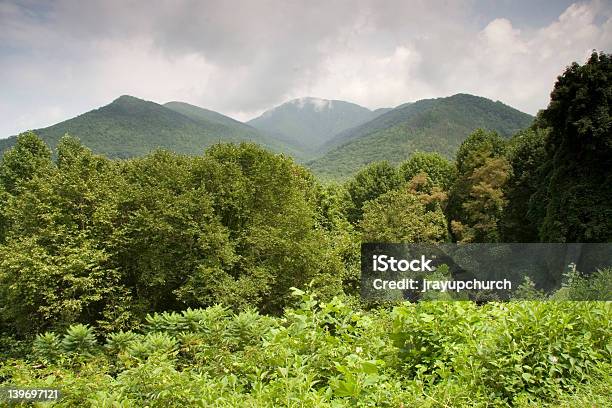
[311,94,534,178]
[288,97,333,111]
[113,95,141,103]
[248,98,382,152]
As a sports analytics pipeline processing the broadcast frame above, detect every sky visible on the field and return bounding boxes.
[1,0,611,137]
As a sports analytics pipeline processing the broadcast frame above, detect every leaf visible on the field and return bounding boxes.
[360,361,378,375]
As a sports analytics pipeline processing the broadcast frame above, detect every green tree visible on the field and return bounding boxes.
[448,129,508,242]
[451,156,511,242]
[183,143,345,312]
[501,128,547,242]
[398,151,456,191]
[110,149,234,316]
[0,131,53,195]
[345,161,401,224]
[0,135,131,335]
[536,51,612,242]
[360,186,448,243]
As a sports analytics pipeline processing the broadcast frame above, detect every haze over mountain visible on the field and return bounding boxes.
[247,97,387,155]
[0,96,300,159]
[308,93,534,178]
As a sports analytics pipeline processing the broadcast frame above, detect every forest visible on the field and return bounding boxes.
[0,53,610,407]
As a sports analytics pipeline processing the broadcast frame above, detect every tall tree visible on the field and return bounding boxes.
[447,129,508,242]
[535,51,612,242]
[0,135,130,335]
[451,156,511,243]
[399,151,457,191]
[345,161,401,224]
[360,185,448,243]
[0,131,53,195]
[501,127,548,242]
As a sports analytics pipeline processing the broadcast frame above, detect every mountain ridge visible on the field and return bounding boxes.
[247,97,388,156]
[308,93,534,179]
[0,95,301,159]
[1,94,534,177]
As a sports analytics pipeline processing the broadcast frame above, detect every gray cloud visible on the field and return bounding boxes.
[1,0,611,136]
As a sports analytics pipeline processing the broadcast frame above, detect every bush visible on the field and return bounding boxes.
[2,294,610,407]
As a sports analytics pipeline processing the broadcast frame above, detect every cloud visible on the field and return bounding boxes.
[0,0,610,136]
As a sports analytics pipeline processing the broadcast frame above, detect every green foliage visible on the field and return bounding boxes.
[392,301,611,404]
[470,302,610,401]
[345,161,401,223]
[3,295,610,407]
[535,52,612,242]
[399,151,457,191]
[513,276,547,300]
[105,331,140,354]
[0,96,300,160]
[360,187,449,243]
[448,129,509,242]
[501,128,548,242]
[310,93,532,179]
[0,137,130,335]
[551,267,612,301]
[61,324,98,356]
[0,131,53,194]
[0,135,348,336]
[452,156,511,242]
[454,128,507,175]
[33,332,62,362]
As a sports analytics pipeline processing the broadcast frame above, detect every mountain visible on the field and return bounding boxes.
[247,97,386,156]
[308,94,534,179]
[0,96,299,159]
[164,101,256,132]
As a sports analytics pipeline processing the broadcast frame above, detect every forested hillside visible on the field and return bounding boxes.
[0,96,298,159]
[309,94,533,178]
[248,97,385,157]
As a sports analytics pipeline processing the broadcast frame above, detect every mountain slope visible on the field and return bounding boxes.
[0,96,299,159]
[247,97,385,156]
[164,101,256,132]
[162,101,305,158]
[309,94,533,179]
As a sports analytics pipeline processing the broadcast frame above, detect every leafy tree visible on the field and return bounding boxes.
[0,233,126,336]
[360,186,448,243]
[501,128,547,242]
[345,161,401,223]
[448,129,508,242]
[312,183,352,231]
[110,149,235,315]
[451,156,511,242]
[535,51,612,242]
[0,136,131,335]
[310,182,361,296]
[0,131,53,195]
[454,129,506,176]
[398,151,456,191]
[182,143,345,312]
